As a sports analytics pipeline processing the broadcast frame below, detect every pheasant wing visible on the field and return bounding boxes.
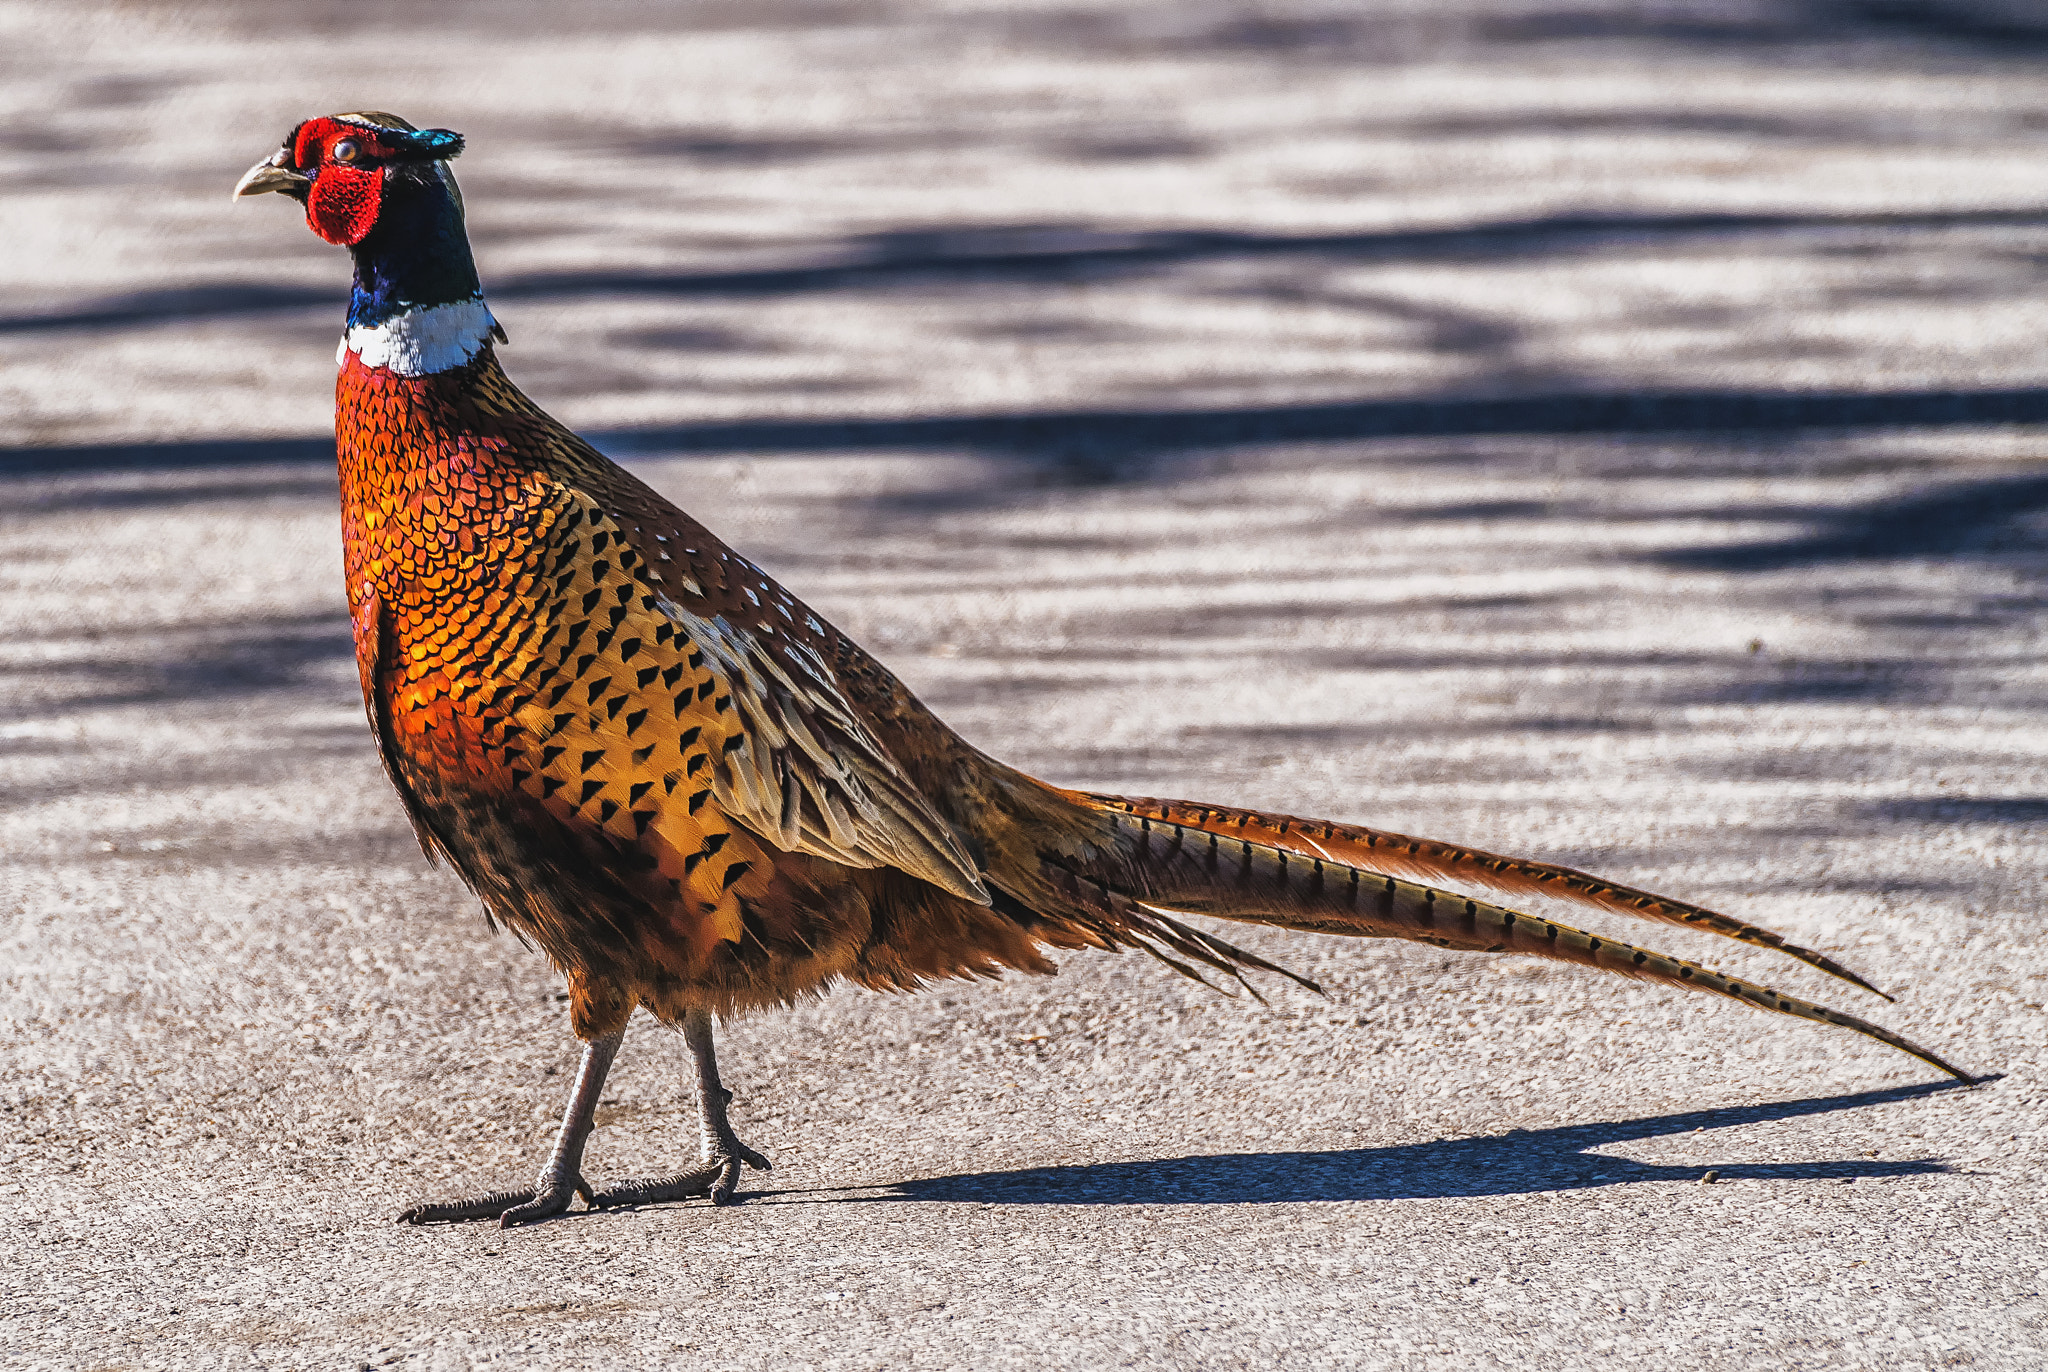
[660,594,991,904]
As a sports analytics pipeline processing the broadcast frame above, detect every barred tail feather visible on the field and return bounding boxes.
[1026,793,1971,1082]
[1081,792,1892,1000]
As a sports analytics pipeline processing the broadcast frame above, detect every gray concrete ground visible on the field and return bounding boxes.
[4,1,2048,1367]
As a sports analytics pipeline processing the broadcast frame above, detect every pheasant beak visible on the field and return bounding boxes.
[233,147,311,203]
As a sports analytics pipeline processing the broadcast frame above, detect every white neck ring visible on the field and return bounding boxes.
[339,298,497,376]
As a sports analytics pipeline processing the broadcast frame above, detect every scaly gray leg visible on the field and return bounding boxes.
[397,1029,624,1227]
[587,1008,769,1209]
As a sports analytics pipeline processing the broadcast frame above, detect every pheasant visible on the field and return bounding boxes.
[234,113,1971,1227]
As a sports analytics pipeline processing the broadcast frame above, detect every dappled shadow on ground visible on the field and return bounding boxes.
[5,471,340,514]
[0,437,337,475]
[1664,469,2048,571]
[755,1081,1968,1207]
[1862,797,2048,825]
[1483,1,2048,53]
[0,612,354,721]
[9,207,2047,337]
[9,385,2048,482]
[1015,0,2048,60]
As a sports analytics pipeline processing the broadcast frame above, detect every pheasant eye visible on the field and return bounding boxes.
[333,138,360,163]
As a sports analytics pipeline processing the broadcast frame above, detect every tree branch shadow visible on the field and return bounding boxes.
[9,207,2047,336]
[11,385,2048,483]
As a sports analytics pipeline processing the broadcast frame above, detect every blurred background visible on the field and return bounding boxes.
[5,2,2047,1368]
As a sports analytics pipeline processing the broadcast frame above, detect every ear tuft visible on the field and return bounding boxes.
[413,129,465,160]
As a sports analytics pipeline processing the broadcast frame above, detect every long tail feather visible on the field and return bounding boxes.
[1080,793,1892,1000]
[1014,791,1970,1082]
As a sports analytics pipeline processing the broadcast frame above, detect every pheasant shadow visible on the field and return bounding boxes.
[767,1080,1968,1207]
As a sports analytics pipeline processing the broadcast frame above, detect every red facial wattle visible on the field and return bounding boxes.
[288,116,398,247]
[307,163,383,246]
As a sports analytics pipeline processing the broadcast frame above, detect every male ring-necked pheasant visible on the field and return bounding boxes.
[235,113,1971,1227]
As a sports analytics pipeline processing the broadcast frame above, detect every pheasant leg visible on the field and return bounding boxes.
[397,1029,624,1227]
[588,1008,770,1209]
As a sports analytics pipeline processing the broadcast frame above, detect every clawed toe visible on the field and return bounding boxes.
[498,1174,590,1227]
[588,1142,769,1211]
[706,1148,751,1206]
[585,1165,717,1211]
[397,1174,590,1227]
[398,1187,537,1226]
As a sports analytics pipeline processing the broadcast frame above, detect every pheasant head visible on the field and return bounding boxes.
[235,112,499,375]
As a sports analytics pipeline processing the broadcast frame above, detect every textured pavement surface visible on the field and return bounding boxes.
[4,2,2048,1368]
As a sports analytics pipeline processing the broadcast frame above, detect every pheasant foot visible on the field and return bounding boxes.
[396,1029,622,1227]
[590,1007,769,1208]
